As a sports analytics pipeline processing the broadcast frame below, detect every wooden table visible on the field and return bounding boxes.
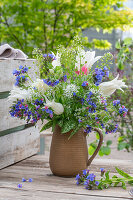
[0,155,133,200]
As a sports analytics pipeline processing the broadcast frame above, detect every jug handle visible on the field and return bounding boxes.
[87,128,103,166]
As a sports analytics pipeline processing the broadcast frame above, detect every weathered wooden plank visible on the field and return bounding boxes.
[0,189,130,200]
[0,126,40,169]
[0,159,132,199]
[0,59,38,92]
[0,98,26,131]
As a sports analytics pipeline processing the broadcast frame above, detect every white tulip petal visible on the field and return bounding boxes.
[44,96,64,115]
[75,50,102,71]
[93,56,102,64]
[32,79,49,93]
[52,51,61,68]
[99,74,127,97]
[8,86,32,102]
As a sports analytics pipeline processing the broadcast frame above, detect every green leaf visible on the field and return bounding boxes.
[105,171,110,180]
[122,181,126,190]
[57,119,63,127]
[123,37,132,46]
[88,146,95,156]
[117,142,127,150]
[101,146,111,155]
[114,182,120,187]
[96,132,100,140]
[52,120,57,132]
[115,167,133,180]
[106,140,112,146]
[40,121,53,132]
[68,126,80,139]
[98,149,104,156]
[128,180,133,185]
[115,40,121,49]
[61,119,76,134]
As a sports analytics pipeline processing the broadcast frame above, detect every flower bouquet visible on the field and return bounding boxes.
[9,39,128,176]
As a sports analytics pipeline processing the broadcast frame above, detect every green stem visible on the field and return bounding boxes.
[27,74,33,83]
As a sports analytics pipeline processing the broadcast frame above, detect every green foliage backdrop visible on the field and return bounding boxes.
[0,0,133,56]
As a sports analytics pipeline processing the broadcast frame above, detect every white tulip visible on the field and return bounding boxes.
[8,86,32,102]
[32,79,49,93]
[99,74,127,97]
[51,52,61,69]
[75,49,102,71]
[44,96,64,115]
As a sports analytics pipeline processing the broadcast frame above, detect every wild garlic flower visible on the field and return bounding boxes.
[63,84,79,98]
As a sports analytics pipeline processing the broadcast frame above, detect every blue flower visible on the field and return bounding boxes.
[23,67,28,73]
[113,100,120,106]
[19,65,23,70]
[76,181,79,185]
[73,92,76,96]
[95,181,99,186]
[48,53,55,59]
[103,66,108,70]
[17,184,22,188]
[75,174,80,180]
[106,71,109,77]
[63,75,67,82]
[43,54,47,58]
[22,178,26,182]
[78,119,82,123]
[13,69,20,76]
[101,123,104,128]
[87,173,96,181]
[83,169,87,176]
[100,168,104,172]
[85,125,92,133]
[84,180,89,185]
[82,81,88,87]
[54,80,60,85]
[43,79,48,84]
[28,178,33,182]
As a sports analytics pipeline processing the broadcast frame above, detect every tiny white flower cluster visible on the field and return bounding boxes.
[63,84,79,98]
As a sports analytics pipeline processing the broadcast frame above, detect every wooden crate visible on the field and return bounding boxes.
[0,59,40,169]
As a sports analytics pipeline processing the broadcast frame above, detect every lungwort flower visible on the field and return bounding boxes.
[44,96,64,115]
[75,49,102,73]
[99,74,127,97]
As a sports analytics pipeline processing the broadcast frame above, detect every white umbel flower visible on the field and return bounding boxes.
[8,86,32,102]
[44,96,64,115]
[99,74,127,97]
[32,79,49,93]
[52,52,61,69]
[75,49,102,71]
[63,84,79,98]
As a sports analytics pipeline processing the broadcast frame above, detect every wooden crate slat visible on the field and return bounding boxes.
[0,98,26,131]
[0,126,40,169]
[0,59,40,169]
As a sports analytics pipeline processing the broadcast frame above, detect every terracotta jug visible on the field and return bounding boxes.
[49,125,103,177]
